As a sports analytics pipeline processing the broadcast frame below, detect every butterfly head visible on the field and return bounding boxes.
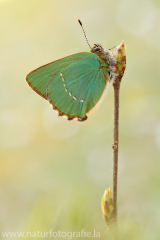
[91,44,106,56]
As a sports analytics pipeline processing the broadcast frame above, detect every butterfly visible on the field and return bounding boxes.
[26,19,122,122]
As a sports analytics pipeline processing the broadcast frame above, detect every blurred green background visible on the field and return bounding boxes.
[0,0,160,239]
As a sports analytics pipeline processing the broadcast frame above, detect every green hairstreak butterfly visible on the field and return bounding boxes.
[26,19,123,122]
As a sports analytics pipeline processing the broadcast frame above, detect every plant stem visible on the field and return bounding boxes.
[112,80,120,227]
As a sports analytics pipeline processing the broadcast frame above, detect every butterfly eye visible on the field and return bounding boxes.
[92,44,102,53]
[94,47,101,52]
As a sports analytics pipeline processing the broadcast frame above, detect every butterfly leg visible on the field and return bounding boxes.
[107,46,117,51]
[116,60,126,64]
[118,70,125,75]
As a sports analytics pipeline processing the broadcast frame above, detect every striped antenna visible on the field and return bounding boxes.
[78,19,92,49]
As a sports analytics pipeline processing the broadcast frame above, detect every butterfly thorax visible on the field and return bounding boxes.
[91,44,117,82]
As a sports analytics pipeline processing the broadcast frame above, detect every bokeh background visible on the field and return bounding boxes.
[0,0,160,239]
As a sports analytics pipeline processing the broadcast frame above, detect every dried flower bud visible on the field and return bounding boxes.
[102,188,114,227]
[113,41,126,82]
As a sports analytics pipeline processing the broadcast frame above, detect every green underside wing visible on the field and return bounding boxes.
[26,52,108,120]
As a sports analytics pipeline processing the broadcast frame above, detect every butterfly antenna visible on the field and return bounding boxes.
[78,19,92,49]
